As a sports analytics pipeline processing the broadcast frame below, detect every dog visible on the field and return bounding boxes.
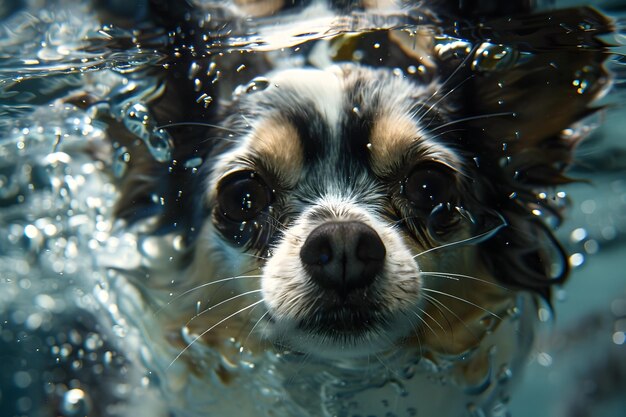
[107,4,614,417]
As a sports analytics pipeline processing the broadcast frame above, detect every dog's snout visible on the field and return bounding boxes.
[300,221,386,294]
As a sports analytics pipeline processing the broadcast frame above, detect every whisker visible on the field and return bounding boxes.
[421,271,510,291]
[421,288,502,319]
[422,293,479,340]
[415,44,478,117]
[154,271,261,315]
[414,74,476,127]
[240,252,270,261]
[198,135,239,145]
[283,351,315,387]
[424,128,466,142]
[373,351,402,379]
[157,121,244,135]
[413,216,507,259]
[185,289,264,326]
[402,310,424,356]
[409,310,438,340]
[169,299,265,368]
[266,215,309,245]
[242,310,270,352]
[413,305,446,333]
[428,112,515,134]
[265,215,300,241]
[267,215,291,233]
[421,295,455,334]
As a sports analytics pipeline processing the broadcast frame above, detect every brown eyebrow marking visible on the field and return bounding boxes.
[247,116,304,189]
[368,112,463,179]
[368,113,425,177]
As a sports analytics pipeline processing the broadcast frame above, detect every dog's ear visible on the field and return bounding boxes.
[112,57,220,239]
[463,7,613,181]
[454,7,614,300]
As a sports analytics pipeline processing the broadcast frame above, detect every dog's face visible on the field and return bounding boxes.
[192,65,512,358]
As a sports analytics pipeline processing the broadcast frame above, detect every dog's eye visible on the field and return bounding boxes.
[404,165,455,211]
[217,171,272,222]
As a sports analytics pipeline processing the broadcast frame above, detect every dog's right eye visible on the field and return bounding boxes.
[404,164,456,212]
[217,171,272,222]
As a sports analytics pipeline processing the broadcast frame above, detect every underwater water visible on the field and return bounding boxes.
[0,0,625,416]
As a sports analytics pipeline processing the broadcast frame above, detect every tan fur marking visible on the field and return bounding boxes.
[250,116,303,188]
[369,113,420,177]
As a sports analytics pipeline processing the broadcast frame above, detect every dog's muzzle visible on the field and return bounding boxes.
[299,221,386,297]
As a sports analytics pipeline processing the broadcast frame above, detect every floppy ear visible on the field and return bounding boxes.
[112,58,220,239]
[454,7,614,300]
[463,7,612,173]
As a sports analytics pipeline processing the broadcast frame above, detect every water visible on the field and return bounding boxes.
[0,1,625,417]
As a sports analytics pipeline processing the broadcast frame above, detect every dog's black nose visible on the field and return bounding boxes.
[300,221,386,295]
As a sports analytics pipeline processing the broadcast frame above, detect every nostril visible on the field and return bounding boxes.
[299,231,333,266]
[356,228,386,263]
[319,251,331,265]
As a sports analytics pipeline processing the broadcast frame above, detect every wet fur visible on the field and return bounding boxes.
[110,2,614,411]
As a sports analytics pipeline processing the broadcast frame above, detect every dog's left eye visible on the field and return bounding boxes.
[217,171,272,222]
[404,164,455,211]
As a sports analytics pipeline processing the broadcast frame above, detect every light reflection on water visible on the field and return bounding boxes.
[0,1,625,417]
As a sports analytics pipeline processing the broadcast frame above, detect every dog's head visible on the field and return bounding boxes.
[186,65,529,358]
[113,5,614,358]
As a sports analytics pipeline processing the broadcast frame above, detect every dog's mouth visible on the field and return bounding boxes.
[296,291,386,336]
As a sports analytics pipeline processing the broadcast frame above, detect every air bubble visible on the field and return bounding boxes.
[611,299,626,316]
[16,397,31,412]
[14,371,32,388]
[24,224,39,239]
[471,43,520,72]
[147,129,173,162]
[538,307,551,322]
[188,61,200,79]
[506,305,521,320]
[112,146,130,178]
[479,315,497,333]
[434,36,472,61]
[84,333,102,351]
[184,157,203,168]
[61,388,90,416]
[536,352,553,367]
[496,365,513,384]
[207,62,217,76]
[583,239,599,254]
[572,65,600,95]
[601,226,617,241]
[581,199,596,214]
[0,174,20,199]
[569,253,585,268]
